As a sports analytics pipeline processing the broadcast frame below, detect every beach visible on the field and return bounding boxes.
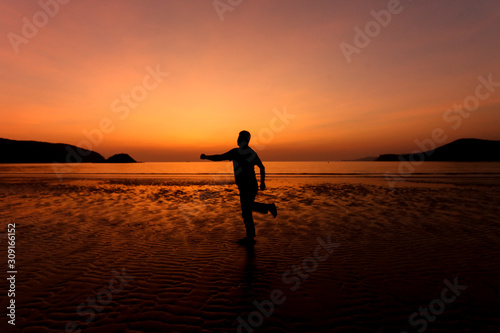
[1,174,500,332]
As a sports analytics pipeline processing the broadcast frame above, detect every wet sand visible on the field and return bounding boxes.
[0,176,499,332]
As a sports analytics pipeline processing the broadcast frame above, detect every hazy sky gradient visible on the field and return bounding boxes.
[1,0,499,161]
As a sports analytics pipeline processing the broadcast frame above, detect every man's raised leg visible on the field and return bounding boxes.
[253,202,277,218]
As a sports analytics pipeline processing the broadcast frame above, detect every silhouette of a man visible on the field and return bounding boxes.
[201,130,277,244]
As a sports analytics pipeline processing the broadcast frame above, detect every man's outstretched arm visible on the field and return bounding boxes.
[200,151,232,161]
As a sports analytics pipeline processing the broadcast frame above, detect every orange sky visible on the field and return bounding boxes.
[1,0,499,161]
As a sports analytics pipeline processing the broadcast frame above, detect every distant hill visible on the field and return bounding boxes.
[106,153,137,163]
[0,138,137,163]
[0,138,105,163]
[376,138,500,161]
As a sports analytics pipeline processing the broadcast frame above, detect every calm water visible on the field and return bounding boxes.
[1,161,500,177]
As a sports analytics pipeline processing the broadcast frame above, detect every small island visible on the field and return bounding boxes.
[105,154,137,163]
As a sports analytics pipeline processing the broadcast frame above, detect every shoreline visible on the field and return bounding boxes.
[2,173,500,188]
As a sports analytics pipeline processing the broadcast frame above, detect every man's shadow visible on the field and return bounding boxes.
[242,243,256,288]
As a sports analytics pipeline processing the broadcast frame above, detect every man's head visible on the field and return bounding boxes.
[237,130,251,148]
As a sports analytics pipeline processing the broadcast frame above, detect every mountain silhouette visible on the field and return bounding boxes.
[376,138,500,162]
[0,138,105,163]
[0,138,137,163]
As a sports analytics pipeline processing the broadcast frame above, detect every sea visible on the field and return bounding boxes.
[1,162,500,186]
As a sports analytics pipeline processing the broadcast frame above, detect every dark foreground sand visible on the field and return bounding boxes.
[0,176,499,332]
